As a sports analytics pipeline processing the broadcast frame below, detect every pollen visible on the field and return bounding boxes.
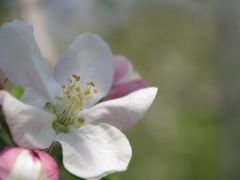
[84,89,91,96]
[56,74,98,128]
[76,87,81,92]
[87,81,95,87]
[93,88,98,94]
[73,74,80,81]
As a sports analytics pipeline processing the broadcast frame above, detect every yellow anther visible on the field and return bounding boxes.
[87,81,95,87]
[73,75,81,81]
[93,89,98,94]
[76,87,81,92]
[56,76,100,128]
[60,75,98,120]
[65,90,71,95]
[84,89,91,96]
[69,85,74,91]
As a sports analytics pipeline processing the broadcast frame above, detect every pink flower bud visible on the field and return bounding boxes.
[106,56,148,100]
[0,148,59,180]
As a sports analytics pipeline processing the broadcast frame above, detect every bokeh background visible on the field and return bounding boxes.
[1,0,240,180]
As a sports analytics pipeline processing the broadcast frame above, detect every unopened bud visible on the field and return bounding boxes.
[0,148,59,180]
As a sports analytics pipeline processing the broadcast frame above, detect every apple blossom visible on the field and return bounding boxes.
[0,20,157,179]
[0,147,59,180]
[106,55,148,100]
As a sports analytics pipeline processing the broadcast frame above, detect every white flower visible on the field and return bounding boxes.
[0,20,157,179]
[0,147,59,180]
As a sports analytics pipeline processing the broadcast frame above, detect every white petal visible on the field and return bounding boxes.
[80,87,158,130]
[21,87,47,109]
[0,20,61,102]
[56,124,132,179]
[0,91,56,149]
[54,33,113,106]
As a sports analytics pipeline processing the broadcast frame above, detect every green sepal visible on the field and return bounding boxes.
[4,80,24,99]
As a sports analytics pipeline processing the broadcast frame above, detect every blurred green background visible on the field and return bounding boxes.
[1,0,240,180]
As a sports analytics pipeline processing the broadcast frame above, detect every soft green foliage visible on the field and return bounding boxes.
[106,7,219,180]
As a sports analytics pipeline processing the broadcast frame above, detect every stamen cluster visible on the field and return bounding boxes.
[52,75,98,133]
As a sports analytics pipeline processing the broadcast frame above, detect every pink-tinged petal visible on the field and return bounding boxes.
[0,91,56,149]
[80,87,158,130]
[113,55,142,85]
[35,150,59,180]
[113,56,131,83]
[106,79,148,100]
[0,148,22,180]
[0,20,62,102]
[56,124,132,179]
[110,55,149,99]
[0,148,59,180]
[54,33,113,107]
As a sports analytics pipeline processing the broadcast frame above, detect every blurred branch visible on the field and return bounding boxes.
[215,1,240,180]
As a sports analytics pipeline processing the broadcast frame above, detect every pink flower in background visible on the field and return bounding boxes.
[0,20,157,179]
[106,56,148,100]
[0,148,59,180]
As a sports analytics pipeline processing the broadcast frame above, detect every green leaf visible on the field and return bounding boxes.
[0,112,14,147]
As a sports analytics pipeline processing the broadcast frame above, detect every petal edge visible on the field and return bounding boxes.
[0,90,56,149]
[81,87,158,130]
[56,123,132,179]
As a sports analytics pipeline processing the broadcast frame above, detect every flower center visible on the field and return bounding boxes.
[46,74,98,134]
